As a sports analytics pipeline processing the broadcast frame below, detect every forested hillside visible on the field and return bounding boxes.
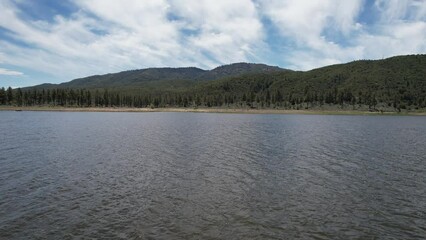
[1,55,425,112]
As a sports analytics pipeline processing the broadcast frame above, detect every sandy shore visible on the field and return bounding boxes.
[1,106,426,115]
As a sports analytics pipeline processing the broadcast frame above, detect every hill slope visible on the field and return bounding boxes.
[196,55,426,109]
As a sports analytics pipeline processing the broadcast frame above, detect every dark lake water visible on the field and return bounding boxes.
[1,111,425,239]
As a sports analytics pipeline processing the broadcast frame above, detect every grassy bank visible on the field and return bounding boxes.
[1,106,426,115]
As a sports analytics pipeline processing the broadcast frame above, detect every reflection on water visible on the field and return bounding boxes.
[0,112,425,239]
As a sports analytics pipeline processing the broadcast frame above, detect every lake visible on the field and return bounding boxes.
[0,111,425,239]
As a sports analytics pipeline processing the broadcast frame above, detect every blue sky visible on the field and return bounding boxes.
[0,0,425,88]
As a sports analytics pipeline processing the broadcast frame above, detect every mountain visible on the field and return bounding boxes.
[30,63,285,90]
[5,54,426,111]
[199,63,284,80]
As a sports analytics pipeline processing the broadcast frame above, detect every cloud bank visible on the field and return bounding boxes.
[0,0,425,86]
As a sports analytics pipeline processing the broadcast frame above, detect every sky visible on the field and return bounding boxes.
[0,0,425,88]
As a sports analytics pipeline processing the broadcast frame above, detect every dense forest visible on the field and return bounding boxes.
[1,55,425,111]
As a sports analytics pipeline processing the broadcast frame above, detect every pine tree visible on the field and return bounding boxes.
[0,87,5,105]
[6,87,13,105]
[16,88,23,106]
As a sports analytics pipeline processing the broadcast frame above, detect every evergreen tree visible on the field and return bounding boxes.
[0,87,5,105]
[6,87,13,105]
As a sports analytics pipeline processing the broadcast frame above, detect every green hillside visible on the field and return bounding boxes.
[192,55,426,110]
[1,54,425,112]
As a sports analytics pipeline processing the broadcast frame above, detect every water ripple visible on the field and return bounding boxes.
[0,112,425,239]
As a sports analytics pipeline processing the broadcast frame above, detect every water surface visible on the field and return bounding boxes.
[1,112,425,239]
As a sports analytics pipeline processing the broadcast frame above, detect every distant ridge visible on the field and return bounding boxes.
[30,62,285,89]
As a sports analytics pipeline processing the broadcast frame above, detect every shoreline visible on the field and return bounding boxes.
[1,106,426,116]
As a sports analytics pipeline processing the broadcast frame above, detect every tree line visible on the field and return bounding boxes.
[1,86,425,111]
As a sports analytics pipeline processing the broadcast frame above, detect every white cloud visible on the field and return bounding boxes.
[358,21,426,59]
[0,0,267,83]
[356,1,426,60]
[258,0,425,70]
[257,0,365,70]
[170,0,265,64]
[0,0,425,84]
[258,0,364,48]
[0,68,23,76]
[375,0,426,22]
